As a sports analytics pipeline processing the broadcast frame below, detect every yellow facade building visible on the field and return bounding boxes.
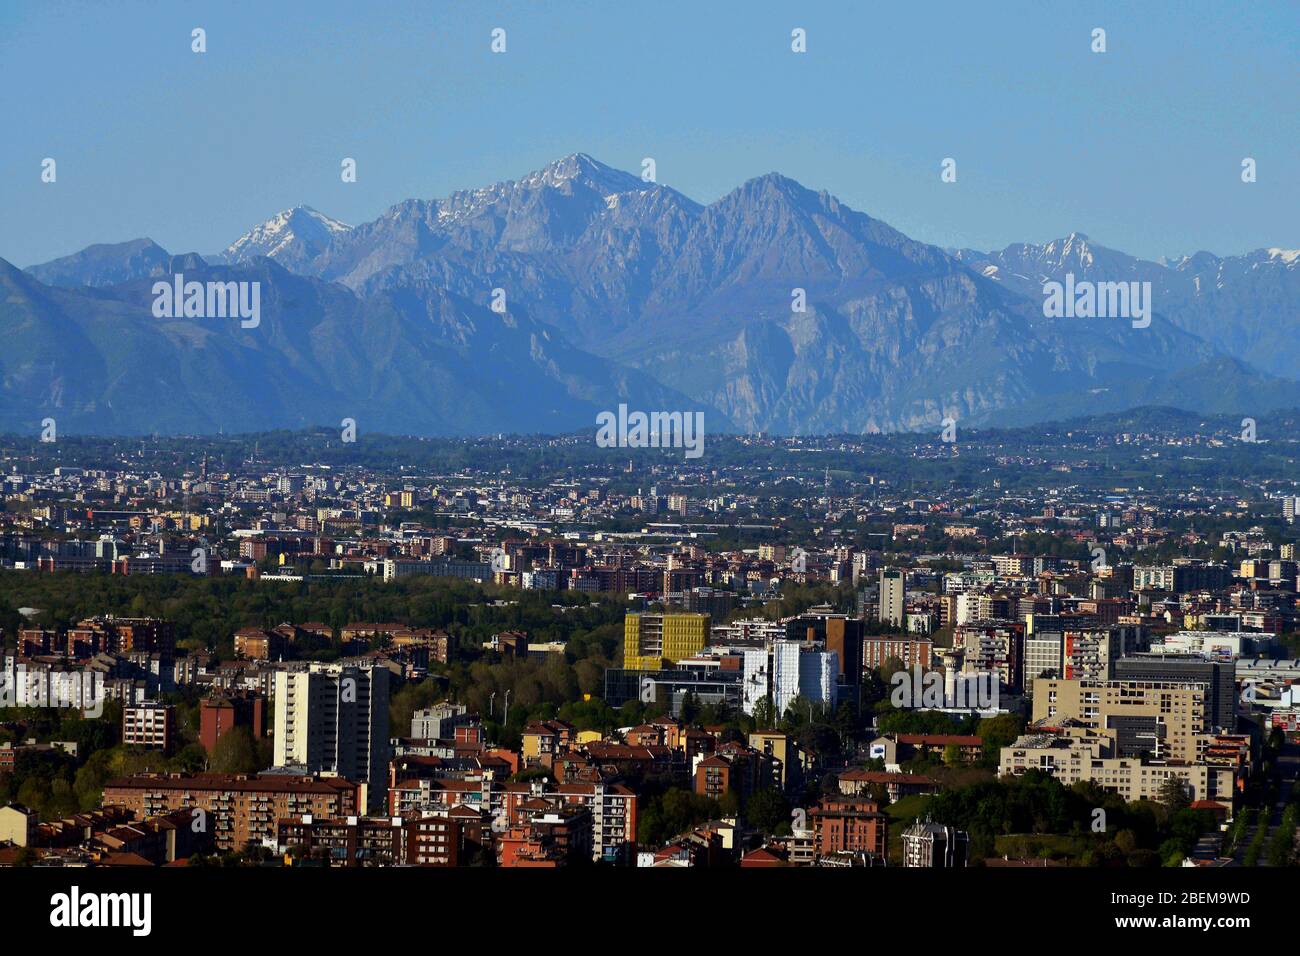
[623,613,709,670]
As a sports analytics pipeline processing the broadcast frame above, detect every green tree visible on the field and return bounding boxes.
[1158,776,1191,812]
[209,727,258,774]
[389,680,442,735]
[745,787,791,835]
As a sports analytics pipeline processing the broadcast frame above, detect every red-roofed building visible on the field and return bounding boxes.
[809,796,887,861]
[740,845,788,867]
[102,772,359,853]
[96,808,211,864]
[837,769,941,802]
[497,804,592,867]
[521,720,575,768]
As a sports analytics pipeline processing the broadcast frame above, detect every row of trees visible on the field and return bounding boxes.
[0,570,625,658]
[921,771,1217,866]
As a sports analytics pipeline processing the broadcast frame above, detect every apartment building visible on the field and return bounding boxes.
[712,618,787,645]
[233,627,283,661]
[411,702,475,740]
[200,692,267,753]
[693,745,777,809]
[387,772,638,865]
[0,658,105,712]
[273,661,391,811]
[1023,630,1063,696]
[102,772,360,852]
[497,805,593,867]
[66,616,175,658]
[381,558,492,582]
[878,569,905,628]
[1133,562,1231,593]
[999,733,1235,804]
[404,805,488,866]
[276,808,486,867]
[901,821,969,867]
[551,782,638,864]
[862,636,934,671]
[957,620,1023,690]
[809,796,887,860]
[1111,654,1235,732]
[97,808,213,864]
[1032,678,1209,764]
[521,720,575,768]
[749,730,797,791]
[390,776,494,820]
[1063,625,1150,681]
[0,803,36,847]
[122,702,175,753]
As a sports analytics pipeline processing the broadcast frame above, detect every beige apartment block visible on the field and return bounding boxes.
[999,733,1234,804]
[1032,678,1208,764]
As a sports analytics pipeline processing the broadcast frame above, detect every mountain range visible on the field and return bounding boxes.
[5,153,1297,436]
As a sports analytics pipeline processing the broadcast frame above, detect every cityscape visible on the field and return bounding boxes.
[0,419,1296,878]
[3,0,1295,938]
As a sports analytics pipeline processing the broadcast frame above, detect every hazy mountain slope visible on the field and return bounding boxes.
[15,155,1296,435]
[954,234,1300,378]
[0,256,714,436]
[25,238,174,288]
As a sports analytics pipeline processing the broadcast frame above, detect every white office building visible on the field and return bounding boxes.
[740,648,769,716]
[771,640,838,717]
[737,641,838,717]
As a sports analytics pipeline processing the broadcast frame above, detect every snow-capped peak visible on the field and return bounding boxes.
[517,153,647,197]
[1042,232,1095,268]
[419,154,657,230]
[224,205,351,262]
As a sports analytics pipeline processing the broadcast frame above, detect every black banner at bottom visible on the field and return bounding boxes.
[4,864,1277,941]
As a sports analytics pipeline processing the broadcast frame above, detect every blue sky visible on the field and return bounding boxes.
[2,0,1296,266]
